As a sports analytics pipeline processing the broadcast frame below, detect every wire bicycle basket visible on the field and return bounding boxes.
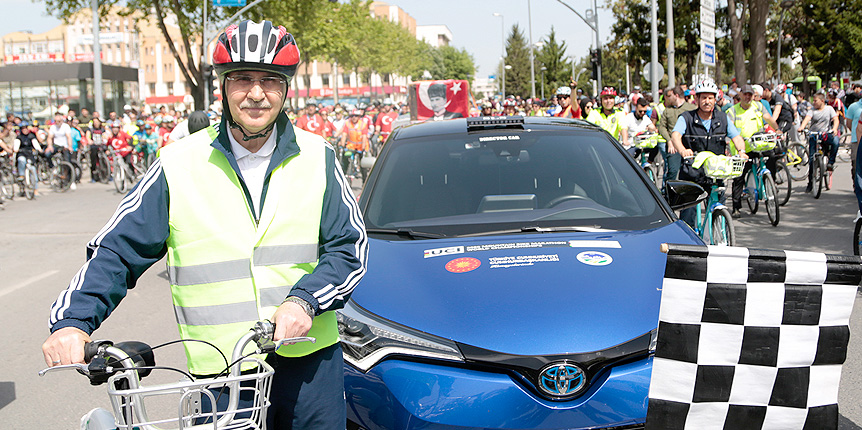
[107,356,273,430]
[702,155,746,180]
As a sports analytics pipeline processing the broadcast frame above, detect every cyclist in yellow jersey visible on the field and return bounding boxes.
[586,87,626,141]
[727,84,781,217]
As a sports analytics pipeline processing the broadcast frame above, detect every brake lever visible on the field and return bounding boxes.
[258,336,317,354]
[38,363,89,377]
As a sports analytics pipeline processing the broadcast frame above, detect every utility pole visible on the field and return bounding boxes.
[666,0,675,87]
[650,0,659,98]
[528,0,536,99]
[91,0,103,115]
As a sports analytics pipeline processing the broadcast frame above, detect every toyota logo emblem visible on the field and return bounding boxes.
[538,362,586,398]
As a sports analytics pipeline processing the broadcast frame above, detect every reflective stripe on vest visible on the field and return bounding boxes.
[159,125,336,375]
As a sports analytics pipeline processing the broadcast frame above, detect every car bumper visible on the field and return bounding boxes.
[345,356,651,430]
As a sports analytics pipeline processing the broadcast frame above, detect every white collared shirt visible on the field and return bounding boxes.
[228,130,277,216]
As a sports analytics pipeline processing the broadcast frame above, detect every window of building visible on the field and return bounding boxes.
[322,75,330,87]
[343,75,351,86]
[149,83,156,95]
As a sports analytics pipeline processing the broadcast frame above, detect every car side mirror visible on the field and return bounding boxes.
[360,155,376,169]
[664,180,707,210]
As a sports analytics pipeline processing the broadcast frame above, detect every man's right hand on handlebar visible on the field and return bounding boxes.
[42,326,91,367]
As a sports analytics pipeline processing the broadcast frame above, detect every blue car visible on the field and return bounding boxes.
[341,116,705,430]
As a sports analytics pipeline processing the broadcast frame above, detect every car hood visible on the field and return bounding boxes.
[350,221,702,356]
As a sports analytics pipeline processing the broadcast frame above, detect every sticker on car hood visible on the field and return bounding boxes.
[489,254,560,269]
[568,240,621,248]
[576,251,613,266]
[424,246,465,258]
[445,257,481,273]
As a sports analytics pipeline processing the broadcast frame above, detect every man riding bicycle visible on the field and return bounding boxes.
[43,20,368,429]
[586,87,626,141]
[726,84,781,217]
[798,92,839,192]
[554,82,581,119]
[670,80,748,227]
[340,109,369,172]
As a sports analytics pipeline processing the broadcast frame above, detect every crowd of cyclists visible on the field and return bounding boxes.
[0,105,213,206]
[4,78,861,241]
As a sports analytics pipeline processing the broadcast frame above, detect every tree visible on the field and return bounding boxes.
[44,0,228,111]
[534,27,570,96]
[748,0,770,83]
[501,24,532,98]
[726,0,748,84]
[608,0,658,89]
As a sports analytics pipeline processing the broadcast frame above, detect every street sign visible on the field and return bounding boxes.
[700,7,715,27]
[700,22,715,43]
[642,62,665,83]
[701,0,715,12]
[702,42,716,67]
[213,0,246,6]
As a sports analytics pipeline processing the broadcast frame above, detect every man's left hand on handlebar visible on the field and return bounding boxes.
[42,326,92,367]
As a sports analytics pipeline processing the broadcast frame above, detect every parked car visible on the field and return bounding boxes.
[341,116,705,430]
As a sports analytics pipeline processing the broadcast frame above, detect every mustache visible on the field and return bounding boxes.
[239,100,273,109]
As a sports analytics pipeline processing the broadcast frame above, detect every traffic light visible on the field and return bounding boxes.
[589,49,599,81]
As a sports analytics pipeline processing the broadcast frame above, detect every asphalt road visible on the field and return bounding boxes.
[0,158,860,429]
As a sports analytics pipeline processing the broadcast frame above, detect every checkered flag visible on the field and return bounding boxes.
[647,244,862,430]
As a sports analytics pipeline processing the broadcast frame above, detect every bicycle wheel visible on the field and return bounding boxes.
[643,165,657,186]
[855,217,862,256]
[710,207,735,246]
[785,142,809,181]
[774,162,791,206]
[113,159,126,193]
[0,169,14,201]
[24,166,35,200]
[744,170,759,214]
[37,157,51,184]
[51,161,74,192]
[97,154,111,184]
[763,173,780,226]
[812,156,823,199]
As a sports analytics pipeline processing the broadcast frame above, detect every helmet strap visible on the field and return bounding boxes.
[228,120,277,142]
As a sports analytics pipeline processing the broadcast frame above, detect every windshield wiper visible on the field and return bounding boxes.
[365,228,447,239]
[461,225,616,237]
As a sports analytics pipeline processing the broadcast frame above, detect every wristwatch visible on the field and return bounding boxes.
[283,296,315,319]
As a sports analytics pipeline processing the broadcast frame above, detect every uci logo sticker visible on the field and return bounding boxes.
[576,251,613,266]
[424,246,465,258]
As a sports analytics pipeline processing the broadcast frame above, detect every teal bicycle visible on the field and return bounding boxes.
[741,133,781,227]
[633,131,661,187]
[685,153,745,246]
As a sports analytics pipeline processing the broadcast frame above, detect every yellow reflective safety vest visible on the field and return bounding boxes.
[728,102,765,141]
[158,126,336,375]
[586,108,625,140]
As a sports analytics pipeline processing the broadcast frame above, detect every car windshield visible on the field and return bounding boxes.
[361,128,669,237]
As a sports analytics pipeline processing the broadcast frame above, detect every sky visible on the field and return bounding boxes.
[9,0,617,79]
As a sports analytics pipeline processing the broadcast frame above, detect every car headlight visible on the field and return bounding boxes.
[337,300,465,372]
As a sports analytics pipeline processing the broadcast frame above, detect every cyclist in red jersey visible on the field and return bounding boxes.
[295,100,327,137]
[554,81,581,119]
[374,98,398,145]
[107,120,135,166]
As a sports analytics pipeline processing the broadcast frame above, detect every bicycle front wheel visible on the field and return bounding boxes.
[711,207,735,246]
[774,162,791,206]
[855,217,862,256]
[744,171,759,214]
[97,154,111,184]
[785,142,809,181]
[0,168,14,201]
[643,165,657,187]
[763,173,780,226]
[113,159,126,193]
[51,161,74,192]
[24,166,36,200]
[813,157,824,199]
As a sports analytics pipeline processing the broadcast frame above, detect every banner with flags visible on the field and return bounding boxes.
[647,244,861,430]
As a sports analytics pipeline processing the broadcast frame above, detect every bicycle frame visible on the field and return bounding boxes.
[694,184,727,243]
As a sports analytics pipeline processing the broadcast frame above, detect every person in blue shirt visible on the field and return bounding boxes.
[847,97,862,180]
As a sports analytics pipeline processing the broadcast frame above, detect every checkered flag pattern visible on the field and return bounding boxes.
[646,244,862,430]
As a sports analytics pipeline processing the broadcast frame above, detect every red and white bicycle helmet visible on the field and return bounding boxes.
[600,86,617,97]
[212,20,300,80]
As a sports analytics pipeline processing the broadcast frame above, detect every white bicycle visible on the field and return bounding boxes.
[40,321,314,430]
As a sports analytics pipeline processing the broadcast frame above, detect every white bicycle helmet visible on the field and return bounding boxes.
[555,86,572,97]
[694,80,719,95]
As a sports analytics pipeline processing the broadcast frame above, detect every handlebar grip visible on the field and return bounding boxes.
[84,342,99,363]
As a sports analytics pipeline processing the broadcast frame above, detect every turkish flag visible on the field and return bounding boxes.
[412,80,470,121]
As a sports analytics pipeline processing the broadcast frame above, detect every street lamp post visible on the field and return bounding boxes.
[540,66,547,100]
[493,13,505,99]
[528,0,536,99]
[555,0,602,90]
[777,0,795,83]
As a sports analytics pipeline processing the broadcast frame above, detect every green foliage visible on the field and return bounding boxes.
[791,0,862,80]
[424,45,476,81]
[534,27,571,96]
[501,23,532,98]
